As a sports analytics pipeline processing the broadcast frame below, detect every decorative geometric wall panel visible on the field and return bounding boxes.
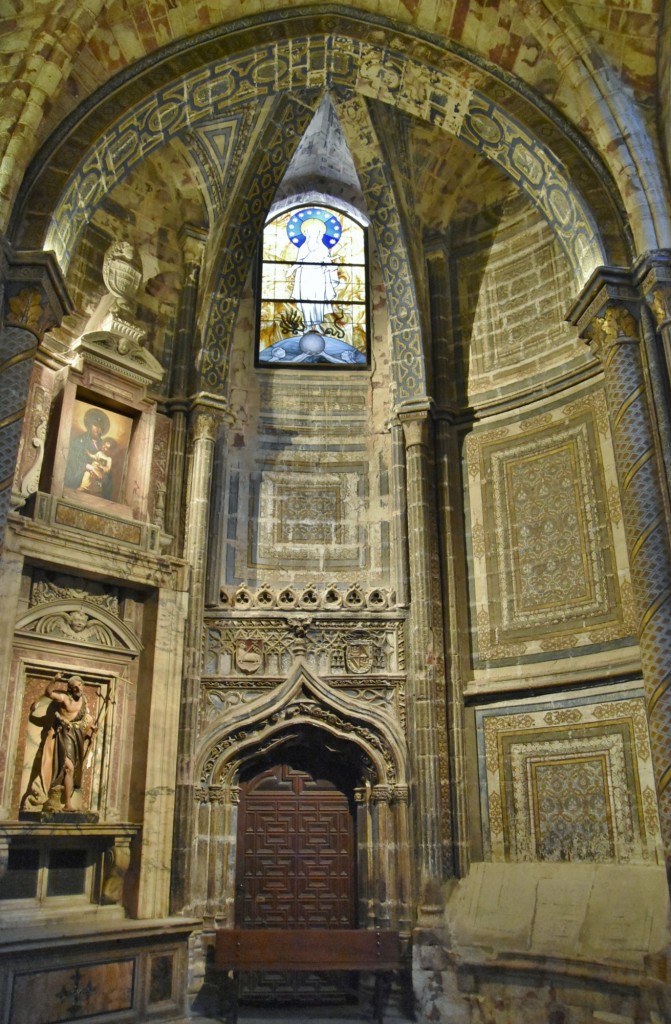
[253,468,365,570]
[465,387,635,664]
[217,375,392,587]
[477,687,661,864]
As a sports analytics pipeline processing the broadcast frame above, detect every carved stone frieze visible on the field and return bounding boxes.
[219,582,396,612]
[202,677,405,728]
[204,615,405,679]
[31,573,121,617]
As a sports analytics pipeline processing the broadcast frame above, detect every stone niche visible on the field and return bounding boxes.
[43,357,160,534]
[0,569,144,919]
[12,239,168,552]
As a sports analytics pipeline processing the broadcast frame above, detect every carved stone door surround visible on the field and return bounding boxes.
[193,657,411,936]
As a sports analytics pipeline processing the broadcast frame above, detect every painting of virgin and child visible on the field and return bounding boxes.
[64,401,132,504]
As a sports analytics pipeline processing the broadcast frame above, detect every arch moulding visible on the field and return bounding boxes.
[190,658,412,929]
[11,14,614,287]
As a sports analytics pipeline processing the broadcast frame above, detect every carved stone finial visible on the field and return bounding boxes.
[102,242,143,318]
[75,241,164,385]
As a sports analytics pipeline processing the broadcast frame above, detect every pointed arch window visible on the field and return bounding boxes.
[257,204,369,368]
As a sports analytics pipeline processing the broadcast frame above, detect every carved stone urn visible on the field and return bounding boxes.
[102,241,143,317]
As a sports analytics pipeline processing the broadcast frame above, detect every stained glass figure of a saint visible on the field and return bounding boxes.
[257,204,368,367]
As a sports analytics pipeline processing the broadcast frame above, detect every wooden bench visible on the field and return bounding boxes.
[214,928,404,1024]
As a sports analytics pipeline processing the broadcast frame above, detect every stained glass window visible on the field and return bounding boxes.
[257,204,369,368]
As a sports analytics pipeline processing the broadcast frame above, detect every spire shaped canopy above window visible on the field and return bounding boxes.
[257,96,370,369]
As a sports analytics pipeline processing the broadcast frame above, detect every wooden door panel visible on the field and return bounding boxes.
[235,763,355,1001]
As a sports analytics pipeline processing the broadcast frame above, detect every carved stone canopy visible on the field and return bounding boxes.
[199,656,407,790]
[14,600,142,655]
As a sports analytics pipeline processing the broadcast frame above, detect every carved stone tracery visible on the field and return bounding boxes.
[31,574,119,616]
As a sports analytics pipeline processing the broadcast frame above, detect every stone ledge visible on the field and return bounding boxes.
[6,508,190,591]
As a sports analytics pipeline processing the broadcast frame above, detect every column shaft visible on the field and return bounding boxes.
[172,408,223,912]
[165,231,205,553]
[434,417,470,878]
[400,408,444,894]
[593,305,671,865]
[372,785,394,929]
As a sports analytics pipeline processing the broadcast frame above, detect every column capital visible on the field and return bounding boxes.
[397,397,433,449]
[0,237,73,341]
[629,251,671,332]
[178,224,207,274]
[396,396,433,421]
[188,393,234,442]
[632,248,671,292]
[566,266,642,362]
[587,304,639,360]
[566,265,638,337]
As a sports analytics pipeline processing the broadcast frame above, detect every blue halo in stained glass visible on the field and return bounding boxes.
[287,207,342,249]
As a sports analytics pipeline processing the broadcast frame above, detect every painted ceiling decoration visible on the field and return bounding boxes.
[41,34,604,280]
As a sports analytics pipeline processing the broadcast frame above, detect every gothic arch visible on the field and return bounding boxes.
[189,659,411,928]
[196,91,322,393]
[198,87,429,400]
[198,657,408,790]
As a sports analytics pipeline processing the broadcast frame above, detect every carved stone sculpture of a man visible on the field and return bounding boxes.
[21,673,97,814]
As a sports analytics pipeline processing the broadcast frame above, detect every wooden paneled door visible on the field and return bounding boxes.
[235,763,356,1001]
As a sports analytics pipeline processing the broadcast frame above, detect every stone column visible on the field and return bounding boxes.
[392,784,412,937]
[426,250,469,879]
[355,786,375,929]
[171,402,229,912]
[192,783,240,927]
[569,269,671,868]
[165,228,206,555]
[434,416,470,878]
[0,240,71,547]
[638,253,671,520]
[372,784,394,928]
[398,400,444,901]
[136,585,189,919]
[390,421,410,607]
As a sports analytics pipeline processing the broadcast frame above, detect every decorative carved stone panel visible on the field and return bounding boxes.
[464,385,634,666]
[476,685,661,864]
[203,612,406,728]
[205,613,403,677]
